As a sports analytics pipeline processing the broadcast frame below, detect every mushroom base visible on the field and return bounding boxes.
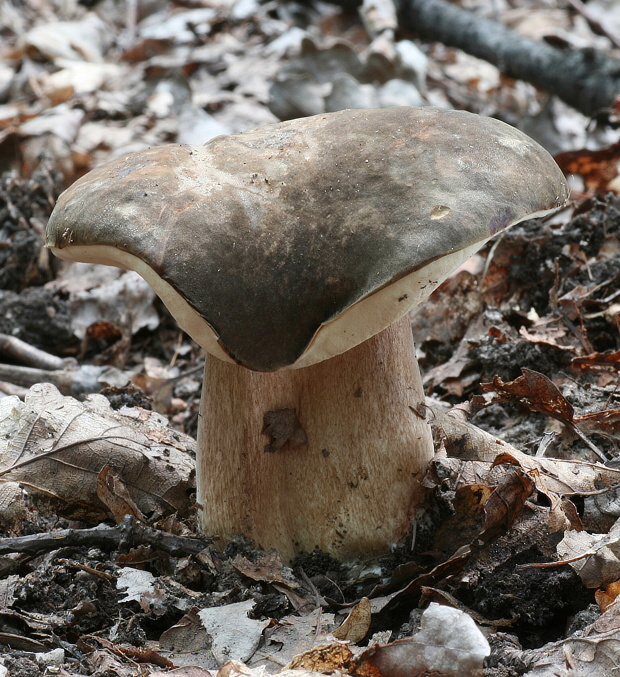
[196,316,434,560]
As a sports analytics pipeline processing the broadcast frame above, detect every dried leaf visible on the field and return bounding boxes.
[82,635,174,669]
[260,608,338,668]
[0,383,194,521]
[353,604,489,677]
[493,450,620,497]
[595,581,620,612]
[572,349,620,370]
[557,521,620,588]
[556,141,620,194]
[68,269,159,340]
[232,551,299,588]
[286,642,353,672]
[432,407,620,506]
[575,409,620,435]
[96,464,146,524]
[332,597,371,643]
[481,368,574,424]
[160,607,210,653]
[263,409,307,453]
[432,484,494,556]
[19,14,110,64]
[478,471,534,545]
[0,481,28,532]
[116,567,156,604]
[198,600,270,664]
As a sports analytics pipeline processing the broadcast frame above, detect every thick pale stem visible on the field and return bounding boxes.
[197,316,434,560]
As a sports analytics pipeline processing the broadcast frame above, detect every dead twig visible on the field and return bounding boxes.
[0,333,67,371]
[0,517,209,556]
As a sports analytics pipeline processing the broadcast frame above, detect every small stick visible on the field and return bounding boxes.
[516,550,594,571]
[0,518,210,556]
[0,333,66,371]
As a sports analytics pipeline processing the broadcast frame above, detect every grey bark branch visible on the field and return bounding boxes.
[396,0,620,118]
[0,519,209,556]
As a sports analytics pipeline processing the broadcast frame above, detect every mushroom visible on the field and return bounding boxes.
[46,107,569,560]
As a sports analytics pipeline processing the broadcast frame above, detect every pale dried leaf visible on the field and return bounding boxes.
[332,597,371,643]
[0,575,19,610]
[523,600,620,675]
[353,603,490,677]
[261,609,336,668]
[96,465,146,524]
[216,662,331,677]
[150,668,215,677]
[20,14,110,63]
[287,642,353,673]
[116,567,156,604]
[0,481,28,531]
[40,61,123,103]
[231,550,298,588]
[432,408,620,495]
[138,8,216,44]
[198,600,269,664]
[0,383,194,521]
[557,521,620,588]
[69,269,159,339]
[160,607,211,654]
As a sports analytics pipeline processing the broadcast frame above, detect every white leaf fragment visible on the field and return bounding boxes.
[199,600,270,665]
[391,603,491,676]
[116,567,156,603]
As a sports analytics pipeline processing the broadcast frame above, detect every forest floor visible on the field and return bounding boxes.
[0,0,619,675]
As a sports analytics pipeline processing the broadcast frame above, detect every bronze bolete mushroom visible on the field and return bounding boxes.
[46,107,569,560]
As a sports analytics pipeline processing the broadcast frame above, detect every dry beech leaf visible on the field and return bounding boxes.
[0,383,194,521]
[353,603,489,677]
[286,642,353,672]
[481,368,574,424]
[575,408,620,436]
[557,520,620,588]
[159,607,210,654]
[595,581,620,611]
[332,597,371,643]
[433,471,533,554]
[478,470,534,545]
[81,635,174,669]
[96,464,146,524]
[263,409,307,453]
[432,484,494,556]
[198,600,270,665]
[556,141,620,194]
[232,551,299,588]
[203,661,333,677]
[0,481,28,532]
[149,669,214,677]
[19,14,110,64]
[261,609,337,667]
[493,450,620,498]
[520,598,620,675]
[432,406,620,511]
[572,349,620,371]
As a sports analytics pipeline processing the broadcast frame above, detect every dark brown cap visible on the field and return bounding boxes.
[46,107,569,371]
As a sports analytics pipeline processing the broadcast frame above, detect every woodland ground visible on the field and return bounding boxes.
[0,0,619,675]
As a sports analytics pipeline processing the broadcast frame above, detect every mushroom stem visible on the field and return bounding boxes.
[197,315,434,560]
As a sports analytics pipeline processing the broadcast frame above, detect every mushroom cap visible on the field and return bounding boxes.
[46,107,568,371]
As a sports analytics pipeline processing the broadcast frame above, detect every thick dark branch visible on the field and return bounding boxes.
[396,0,620,117]
[0,520,209,556]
